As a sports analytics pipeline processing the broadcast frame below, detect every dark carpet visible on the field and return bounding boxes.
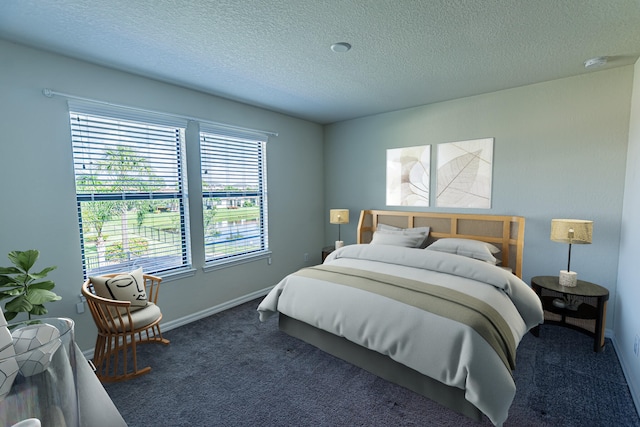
[103,299,639,426]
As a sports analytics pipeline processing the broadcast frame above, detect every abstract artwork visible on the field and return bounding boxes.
[436,138,494,208]
[386,145,430,206]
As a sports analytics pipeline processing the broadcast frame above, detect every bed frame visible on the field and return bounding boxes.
[279,210,526,422]
[279,314,484,420]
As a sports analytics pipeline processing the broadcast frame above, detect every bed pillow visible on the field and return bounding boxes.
[426,238,500,264]
[90,267,148,309]
[375,224,431,248]
[370,230,427,248]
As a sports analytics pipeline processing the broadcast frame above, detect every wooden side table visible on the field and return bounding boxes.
[531,275,609,352]
[322,246,335,262]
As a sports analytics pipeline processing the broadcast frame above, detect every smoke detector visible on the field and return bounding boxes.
[331,42,351,53]
[584,56,608,69]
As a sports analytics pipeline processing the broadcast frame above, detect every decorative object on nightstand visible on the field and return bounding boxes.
[550,219,593,287]
[330,209,349,249]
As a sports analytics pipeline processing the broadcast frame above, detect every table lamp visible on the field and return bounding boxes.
[550,219,593,287]
[330,209,349,249]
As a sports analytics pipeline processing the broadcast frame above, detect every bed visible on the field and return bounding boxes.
[258,210,543,426]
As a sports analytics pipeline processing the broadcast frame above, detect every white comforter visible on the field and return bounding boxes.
[258,244,543,426]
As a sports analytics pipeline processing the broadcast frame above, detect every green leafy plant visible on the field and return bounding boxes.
[0,249,61,321]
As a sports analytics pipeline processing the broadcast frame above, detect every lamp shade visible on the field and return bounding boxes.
[550,219,593,244]
[330,209,349,224]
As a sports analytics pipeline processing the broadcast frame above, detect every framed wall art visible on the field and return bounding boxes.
[386,145,430,206]
[436,138,494,209]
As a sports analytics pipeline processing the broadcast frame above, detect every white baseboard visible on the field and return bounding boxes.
[82,286,273,360]
[611,335,640,417]
[160,287,272,332]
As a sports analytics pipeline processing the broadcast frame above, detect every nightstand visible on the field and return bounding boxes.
[322,246,335,262]
[531,275,609,352]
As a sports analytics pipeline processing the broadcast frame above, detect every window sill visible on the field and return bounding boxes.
[203,251,272,272]
[158,267,197,283]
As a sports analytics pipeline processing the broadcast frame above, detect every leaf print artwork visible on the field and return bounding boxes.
[386,145,430,206]
[436,138,493,208]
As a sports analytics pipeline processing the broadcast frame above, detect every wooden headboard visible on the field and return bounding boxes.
[357,210,526,278]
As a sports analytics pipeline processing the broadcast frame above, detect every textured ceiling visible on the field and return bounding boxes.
[1,0,640,124]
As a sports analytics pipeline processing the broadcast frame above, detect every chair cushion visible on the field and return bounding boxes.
[108,303,162,333]
[90,268,148,310]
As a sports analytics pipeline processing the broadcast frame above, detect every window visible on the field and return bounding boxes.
[69,104,191,277]
[200,128,269,265]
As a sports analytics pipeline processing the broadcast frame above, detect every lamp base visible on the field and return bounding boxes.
[559,270,577,287]
[335,241,344,249]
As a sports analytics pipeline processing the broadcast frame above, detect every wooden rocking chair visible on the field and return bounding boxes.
[81,273,170,383]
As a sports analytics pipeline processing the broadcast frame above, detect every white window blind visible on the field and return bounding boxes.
[69,107,191,277]
[200,128,269,264]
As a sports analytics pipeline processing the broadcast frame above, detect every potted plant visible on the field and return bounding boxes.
[0,249,61,321]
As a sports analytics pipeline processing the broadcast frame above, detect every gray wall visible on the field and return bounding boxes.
[0,40,325,351]
[618,57,640,409]
[324,66,633,335]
